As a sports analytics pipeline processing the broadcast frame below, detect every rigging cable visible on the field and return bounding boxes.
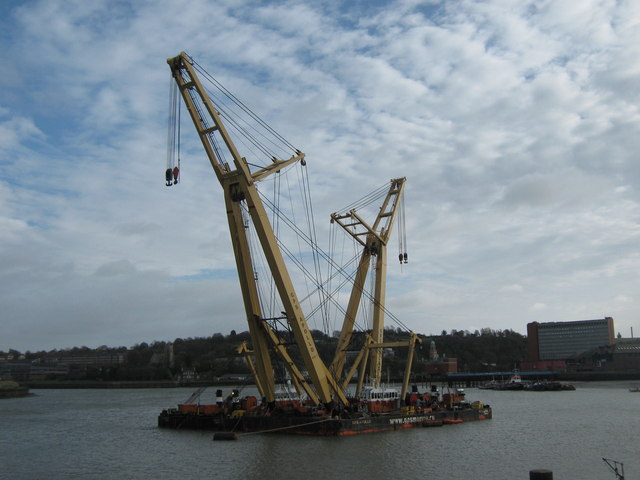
[191,60,297,168]
[398,193,408,264]
[267,171,281,317]
[183,56,414,334]
[337,182,389,213]
[260,188,413,333]
[259,189,414,332]
[300,163,331,336]
[165,75,179,186]
[282,167,317,323]
[175,84,181,184]
[192,59,297,152]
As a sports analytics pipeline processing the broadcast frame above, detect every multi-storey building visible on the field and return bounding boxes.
[524,317,615,371]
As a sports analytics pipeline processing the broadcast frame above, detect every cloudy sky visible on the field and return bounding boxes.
[2,0,639,352]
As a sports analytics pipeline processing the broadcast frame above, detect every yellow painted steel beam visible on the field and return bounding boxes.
[330,247,372,377]
[241,182,334,403]
[329,178,407,387]
[341,335,374,392]
[258,319,321,405]
[400,333,421,400]
[168,52,336,404]
[236,342,266,397]
[369,247,387,387]
[223,185,275,401]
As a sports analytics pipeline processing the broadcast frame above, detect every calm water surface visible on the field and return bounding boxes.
[1,382,638,479]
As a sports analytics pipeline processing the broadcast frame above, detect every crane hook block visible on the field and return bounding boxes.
[173,166,180,185]
[165,168,173,186]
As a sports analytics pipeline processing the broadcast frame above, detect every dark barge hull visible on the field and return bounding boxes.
[158,406,492,436]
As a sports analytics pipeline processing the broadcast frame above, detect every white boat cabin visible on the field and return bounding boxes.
[360,386,400,402]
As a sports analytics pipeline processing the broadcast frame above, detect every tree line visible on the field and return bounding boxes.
[2,327,526,382]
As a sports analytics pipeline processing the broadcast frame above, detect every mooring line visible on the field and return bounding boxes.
[236,417,337,436]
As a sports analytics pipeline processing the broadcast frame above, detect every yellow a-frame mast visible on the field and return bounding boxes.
[167,52,346,405]
[330,178,406,388]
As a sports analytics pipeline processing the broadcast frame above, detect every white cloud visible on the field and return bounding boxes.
[614,295,632,304]
[1,0,639,351]
[501,284,523,293]
[0,113,45,150]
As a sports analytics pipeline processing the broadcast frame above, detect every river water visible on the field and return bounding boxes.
[1,382,638,480]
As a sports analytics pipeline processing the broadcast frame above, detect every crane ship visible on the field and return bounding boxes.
[158,52,492,436]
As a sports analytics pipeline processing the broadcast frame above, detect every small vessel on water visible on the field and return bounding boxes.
[494,373,525,390]
[479,373,575,392]
[478,379,500,390]
[158,52,492,436]
[525,381,575,391]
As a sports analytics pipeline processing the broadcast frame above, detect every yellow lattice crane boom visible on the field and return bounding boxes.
[167,52,347,405]
[329,178,406,388]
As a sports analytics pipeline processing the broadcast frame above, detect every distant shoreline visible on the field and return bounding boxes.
[23,371,640,389]
[26,380,233,389]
